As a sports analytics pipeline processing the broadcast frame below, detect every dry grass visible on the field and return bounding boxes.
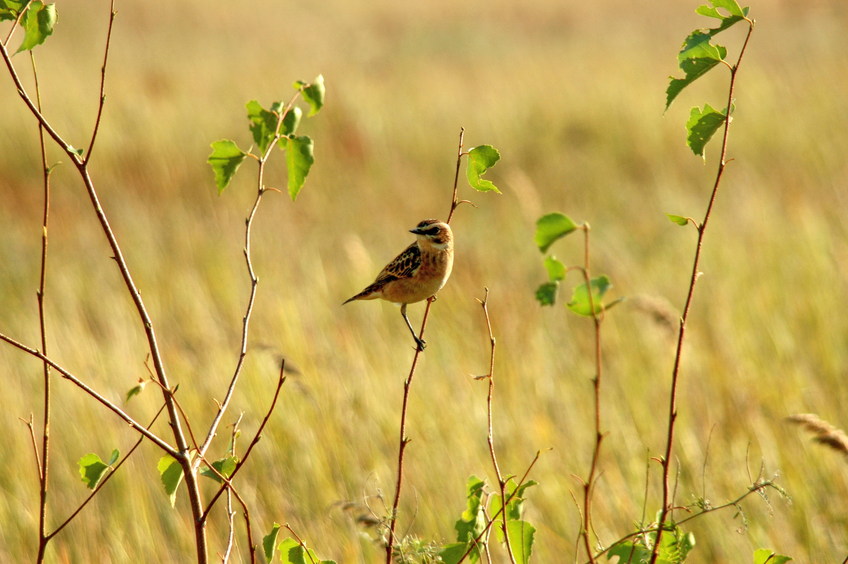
[2,0,848,561]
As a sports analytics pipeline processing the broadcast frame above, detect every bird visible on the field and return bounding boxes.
[343,219,454,351]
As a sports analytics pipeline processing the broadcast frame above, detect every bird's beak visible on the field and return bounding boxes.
[409,227,424,235]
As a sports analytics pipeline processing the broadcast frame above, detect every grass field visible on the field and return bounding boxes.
[2,0,848,561]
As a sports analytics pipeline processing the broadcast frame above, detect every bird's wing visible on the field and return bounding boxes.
[376,242,421,282]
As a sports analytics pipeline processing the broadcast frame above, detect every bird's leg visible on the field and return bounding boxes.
[400,303,426,351]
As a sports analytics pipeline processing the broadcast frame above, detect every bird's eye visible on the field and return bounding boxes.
[423,227,440,236]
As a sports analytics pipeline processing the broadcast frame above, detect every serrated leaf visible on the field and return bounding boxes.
[0,0,28,21]
[78,451,118,490]
[465,145,501,193]
[157,454,184,508]
[15,1,56,53]
[535,282,559,306]
[534,212,578,253]
[246,100,278,154]
[200,456,238,483]
[666,214,690,226]
[665,31,727,110]
[208,139,247,194]
[567,275,611,316]
[285,135,314,201]
[504,520,535,564]
[698,0,746,18]
[543,256,566,282]
[686,104,728,158]
[753,548,793,564]
[263,523,281,562]
[281,105,302,136]
[299,74,325,116]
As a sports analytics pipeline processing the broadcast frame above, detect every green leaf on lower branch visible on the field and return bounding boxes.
[78,449,119,490]
[285,135,314,201]
[753,548,792,564]
[466,145,501,193]
[439,542,469,564]
[666,214,690,226]
[686,104,728,159]
[263,523,281,562]
[534,212,578,253]
[279,537,336,564]
[15,1,56,53]
[504,520,535,564]
[208,139,247,194]
[535,282,559,306]
[567,275,611,316]
[544,256,566,282]
[157,455,184,508]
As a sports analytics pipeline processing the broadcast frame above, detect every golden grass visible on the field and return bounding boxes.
[2,0,848,561]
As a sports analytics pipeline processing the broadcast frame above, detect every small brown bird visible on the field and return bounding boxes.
[343,219,454,351]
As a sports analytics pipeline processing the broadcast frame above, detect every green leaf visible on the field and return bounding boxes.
[753,548,793,564]
[281,106,303,136]
[465,145,501,193]
[607,541,653,563]
[439,543,469,564]
[504,520,535,564]
[534,212,578,253]
[298,74,325,116]
[157,454,184,508]
[285,135,314,201]
[567,275,611,316]
[125,381,146,402]
[696,0,749,35]
[0,0,28,21]
[208,139,247,194]
[246,100,279,154]
[454,476,486,562]
[535,282,559,306]
[543,256,566,282]
[666,214,690,226]
[200,456,238,483]
[665,31,727,110]
[78,450,118,490]
[15,1,56,53]
[686,104,728,158]
[263,523,281,562]
[278,537,333,564]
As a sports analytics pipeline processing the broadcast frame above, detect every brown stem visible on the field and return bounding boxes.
[477,289,516,563]
[651,18,755,563]
[386,127,467,562]
[84,0,117,165]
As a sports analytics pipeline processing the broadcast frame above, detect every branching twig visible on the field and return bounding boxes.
[476,288,516,563]
[202,360,288,520]
[651,17,756,563]
[385,128,467,562]
[197,96,301,466]
[84,0,117,164]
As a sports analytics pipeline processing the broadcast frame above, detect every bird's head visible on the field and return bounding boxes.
[410,219,452,250]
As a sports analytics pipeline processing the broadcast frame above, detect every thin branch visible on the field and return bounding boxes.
[197,95,301,465]
[651,17,755,563]
[386,127,471,561]
[46,403,168,540]
[202,361,287,520]
[477,289,516,563]
[284,524,320,564]
[0,331,177,455]
[28,46,53,564]
[84,0,117,164]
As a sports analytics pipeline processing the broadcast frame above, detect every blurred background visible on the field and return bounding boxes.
[1,0,847,561]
